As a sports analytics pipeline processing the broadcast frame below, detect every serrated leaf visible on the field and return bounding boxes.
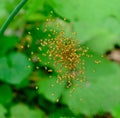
[0,52,32,84]
[61,52,120,115]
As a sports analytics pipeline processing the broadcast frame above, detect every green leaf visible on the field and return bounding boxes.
[0,52,32,84]
[37,71,65,102]
[111,104,120,118]
[10,104,44,118]
[0,84,13,105]
[85,18,120,53]
[48,0,120,45]
[38,44,54,68]
[49,0,120,22]
[26,0,45,15]
[0,36,19,56]
[61,52,120,115]
[24,0,45,21]
[0,104,7,118]
[49,107,81,118]
[85,32,118,54]
[0,0,21,26]
[72,21,100,43]
[14,78,29,89]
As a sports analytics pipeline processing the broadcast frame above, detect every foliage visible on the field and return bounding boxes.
[0,0,120,117]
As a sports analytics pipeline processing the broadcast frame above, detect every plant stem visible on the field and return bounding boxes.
[0,0,28,36]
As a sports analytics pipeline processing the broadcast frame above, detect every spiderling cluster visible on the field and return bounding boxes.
[35,18,91,88]
[19,12,99,89]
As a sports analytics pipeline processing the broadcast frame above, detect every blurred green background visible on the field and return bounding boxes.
[0,0,120,117]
